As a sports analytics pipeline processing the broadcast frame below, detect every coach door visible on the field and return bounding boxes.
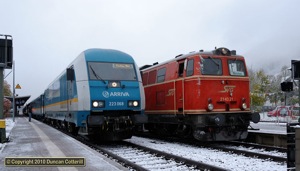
[175,60,185,113]
[66,67,75,113]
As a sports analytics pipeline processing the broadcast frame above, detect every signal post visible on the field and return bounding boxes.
[292,60,300,170]
[285,60,300,170]
[0,34,13,143]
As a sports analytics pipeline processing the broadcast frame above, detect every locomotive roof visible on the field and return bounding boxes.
[140,48,243,71]
[84,48,135,63]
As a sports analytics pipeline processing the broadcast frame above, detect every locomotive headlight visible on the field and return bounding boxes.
[133,101,139,106]
[241,98,247,110]
[208,103,214,111]
[241,103,247,110]
[92,100,105,108]
[221,48,228,55]
[111,82,118,87]
[92,101,99,107]
[128,100,139,107]
[108,81,120,88]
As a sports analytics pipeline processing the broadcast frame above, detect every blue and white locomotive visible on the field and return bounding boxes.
[30,48,146,140]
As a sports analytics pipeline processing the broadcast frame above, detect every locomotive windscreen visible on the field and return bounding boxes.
[88,62,137,81]
[200,56,223,75]
[228,59,246,76]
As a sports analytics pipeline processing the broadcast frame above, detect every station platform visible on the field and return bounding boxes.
[0,117,128,171]
[248,121,291,147]
[249,121,287,135]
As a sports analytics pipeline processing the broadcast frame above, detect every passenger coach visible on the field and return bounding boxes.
[140,47,260,141]
[30,49,146,140]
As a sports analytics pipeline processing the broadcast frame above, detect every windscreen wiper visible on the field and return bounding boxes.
[89,65,106,84]
[208,56,220,69]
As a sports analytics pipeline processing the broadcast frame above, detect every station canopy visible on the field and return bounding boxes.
[5,95,30,107]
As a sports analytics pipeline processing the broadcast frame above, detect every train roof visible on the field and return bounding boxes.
[84,48,135,63]
[140,47,243,71]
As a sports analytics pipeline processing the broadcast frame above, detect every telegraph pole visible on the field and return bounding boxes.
[0,34,13,143]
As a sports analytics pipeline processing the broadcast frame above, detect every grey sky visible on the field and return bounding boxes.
[1,0,300,102]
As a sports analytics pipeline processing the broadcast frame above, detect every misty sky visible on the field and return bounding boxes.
[1,0,300,102]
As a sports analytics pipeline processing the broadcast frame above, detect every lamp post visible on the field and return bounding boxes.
[12,61,21,122]
[13,61,15,122]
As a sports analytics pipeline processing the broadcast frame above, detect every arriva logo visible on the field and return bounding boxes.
[102,91,130,98]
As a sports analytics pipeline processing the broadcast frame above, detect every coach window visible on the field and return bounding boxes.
[201,56,222,75]
[228,59,246,76]
[157,67,166,83]
[186,59,194,77]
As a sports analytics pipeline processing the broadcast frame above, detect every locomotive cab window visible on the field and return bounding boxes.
[88,62,137,81]
[186,59,194,77]
[157,67,166,83]
[200,56,222,75]
[228,59,246,76]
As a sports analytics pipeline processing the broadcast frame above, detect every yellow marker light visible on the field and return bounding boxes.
[0,119,6,128]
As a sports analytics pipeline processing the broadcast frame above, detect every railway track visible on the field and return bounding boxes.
[218,141,287,157]
[135,133,287,163]
[50,125,228,170]
[221,140,287,153]
[97,141,228,171]
[205,143,286,163]
[44,121,286,170]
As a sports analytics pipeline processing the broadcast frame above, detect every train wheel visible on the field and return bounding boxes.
[62,120,67,131]
[50,119,54,126]
[68,122,78,135]
[57,120,63,129]
[176,124,192,138]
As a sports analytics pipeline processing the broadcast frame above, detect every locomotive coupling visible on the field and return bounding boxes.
[87,115,105,126]
[131,114,148,124]
[209,114,226,126]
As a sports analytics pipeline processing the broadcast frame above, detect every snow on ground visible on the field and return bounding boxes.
[126,136,287,171]
[0,116,293,170]
[0,117,15,153]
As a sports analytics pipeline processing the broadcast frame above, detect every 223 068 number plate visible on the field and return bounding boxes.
[109,102,124,106]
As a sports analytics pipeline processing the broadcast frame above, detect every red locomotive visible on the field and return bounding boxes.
[140,47,260,141]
